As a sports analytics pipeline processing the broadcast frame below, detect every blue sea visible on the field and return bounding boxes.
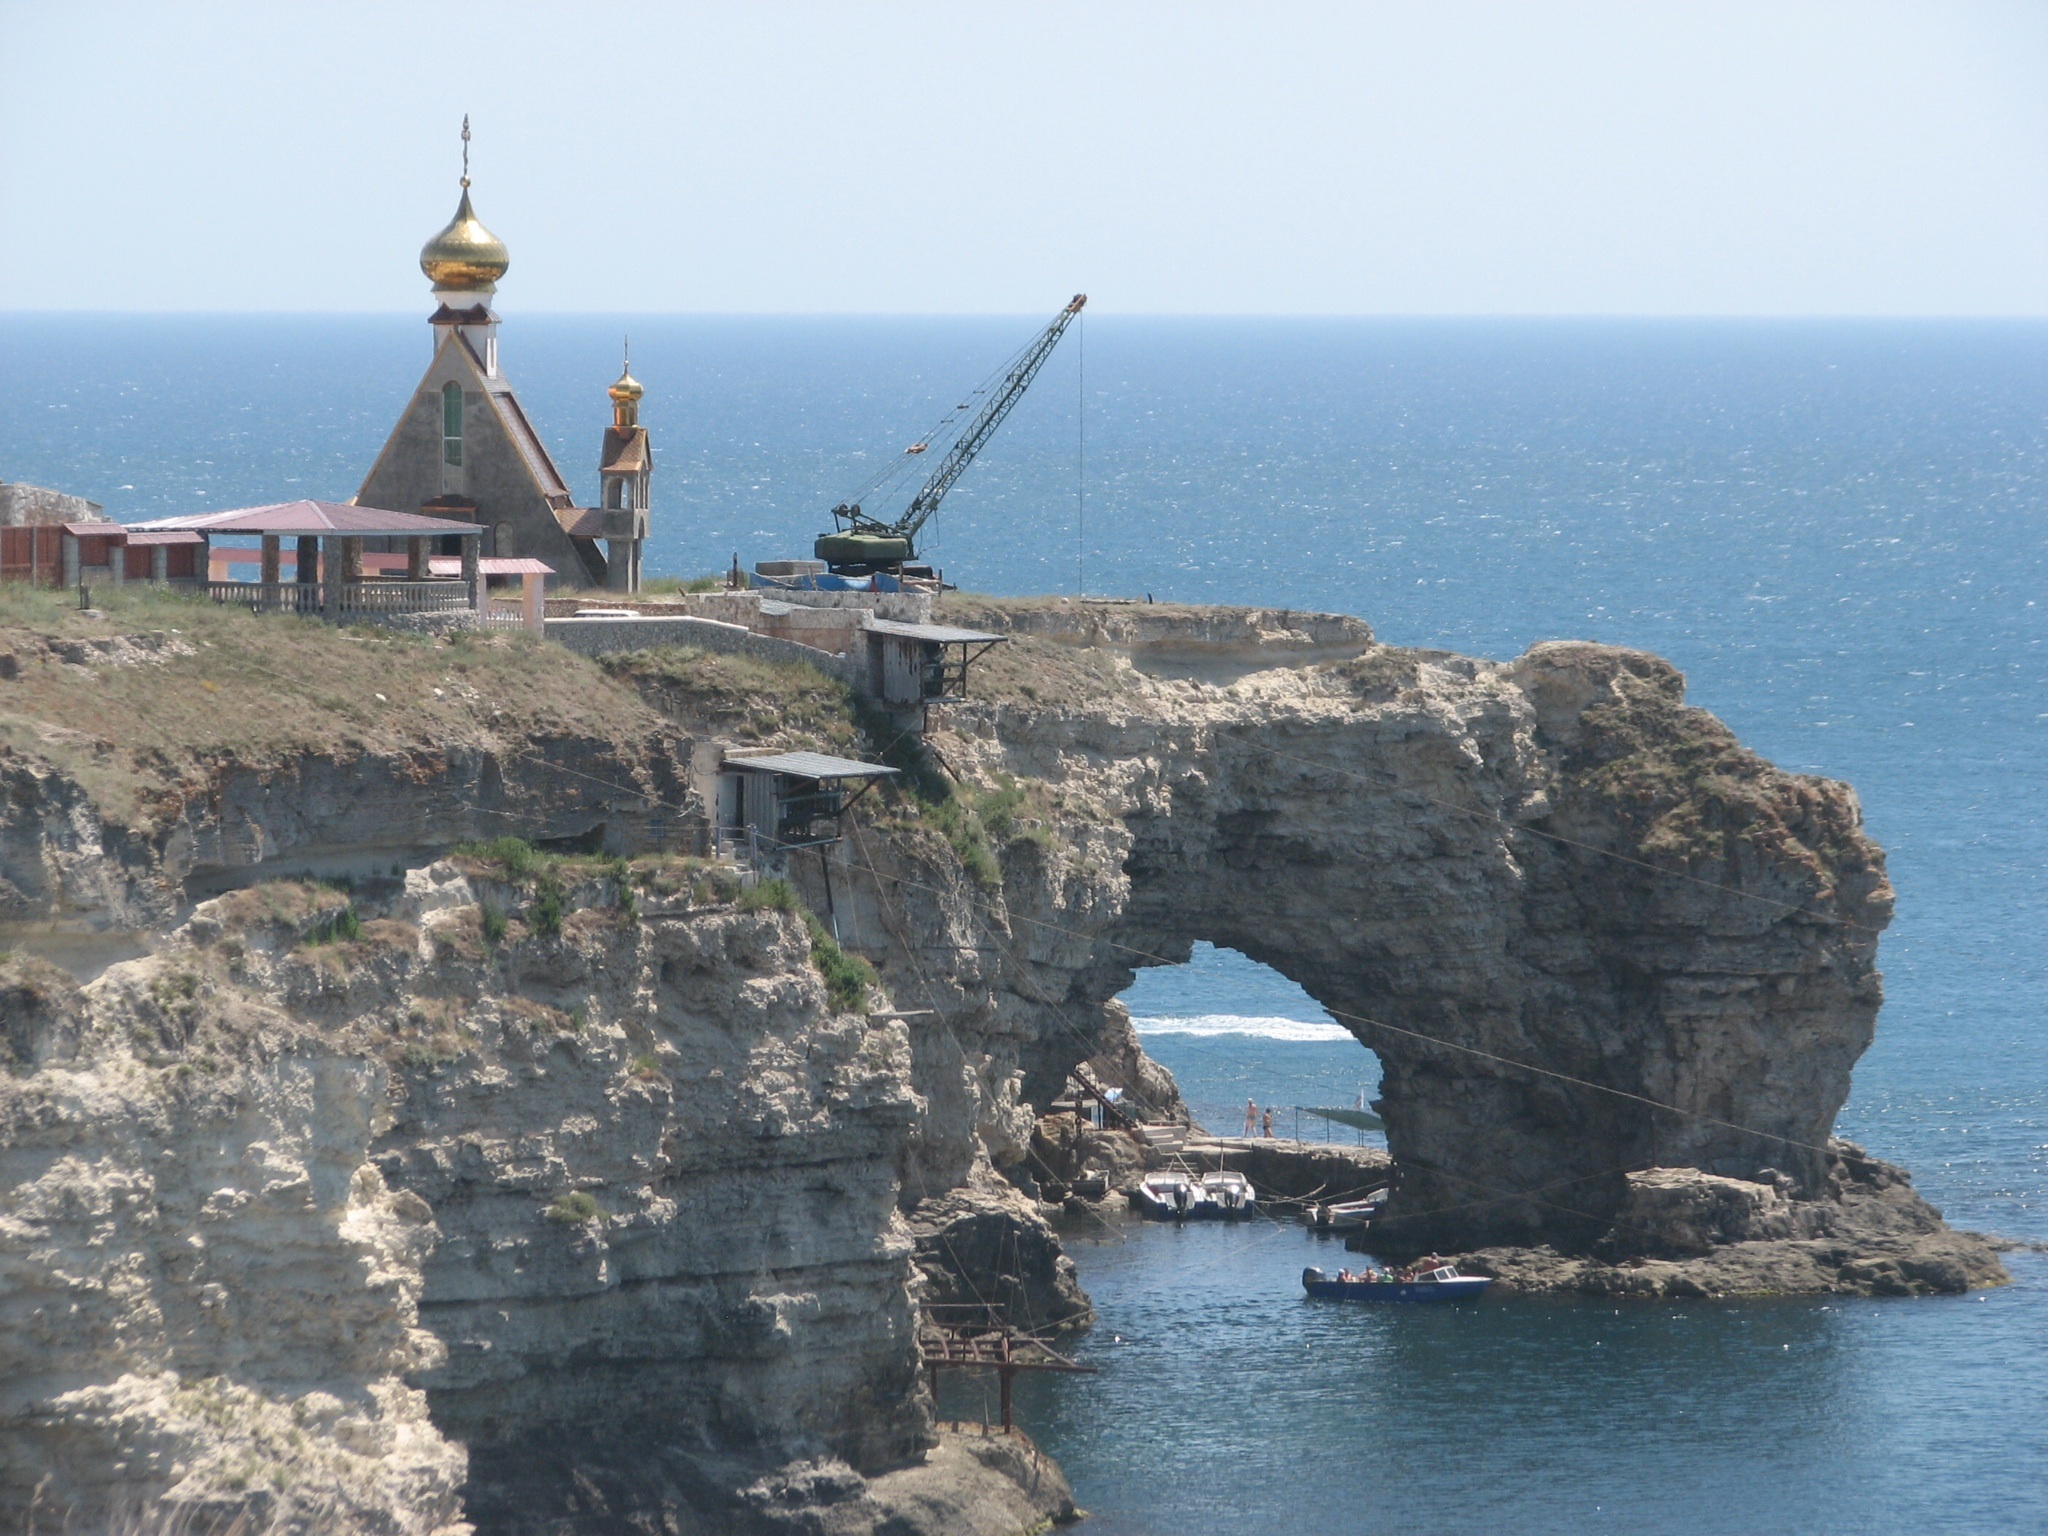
[3,313,2043,1531]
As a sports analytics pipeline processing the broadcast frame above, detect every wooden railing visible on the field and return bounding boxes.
[201,580,476,617]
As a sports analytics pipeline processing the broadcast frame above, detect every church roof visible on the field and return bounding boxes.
[600,426,649,475]
[450,333,573,506]
[131,501,484,536]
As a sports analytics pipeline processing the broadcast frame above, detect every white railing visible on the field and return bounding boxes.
[203,580,325,614]
[202,580,475,617]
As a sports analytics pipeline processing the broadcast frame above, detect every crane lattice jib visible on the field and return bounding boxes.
[841,295,1085,547]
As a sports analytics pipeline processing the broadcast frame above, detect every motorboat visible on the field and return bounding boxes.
[1305,1188,1388,1232]
[1301,1263,1492,1302]
[1130,1171,1201,1221]
[1199,1170,1257,1219]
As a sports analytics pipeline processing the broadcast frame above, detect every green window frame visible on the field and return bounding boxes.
[442,382,463,467]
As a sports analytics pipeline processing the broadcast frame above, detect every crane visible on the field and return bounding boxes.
[814,294,1086,575]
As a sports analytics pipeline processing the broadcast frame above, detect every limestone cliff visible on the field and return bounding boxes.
[0,586,2005,1532]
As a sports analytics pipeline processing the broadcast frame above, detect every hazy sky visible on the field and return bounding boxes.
[3,1,2044,315]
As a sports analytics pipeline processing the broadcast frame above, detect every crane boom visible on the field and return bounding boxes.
[817,294,1086,572]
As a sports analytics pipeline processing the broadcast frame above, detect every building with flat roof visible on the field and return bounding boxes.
[355,120,650,592]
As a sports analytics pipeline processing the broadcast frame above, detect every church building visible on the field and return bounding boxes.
[357,123,649,591]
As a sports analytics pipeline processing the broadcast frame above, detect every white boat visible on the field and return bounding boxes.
[1306,1188,1389,1231]
[1130,1171,1202,1220]
[1199,1170,1257,1219]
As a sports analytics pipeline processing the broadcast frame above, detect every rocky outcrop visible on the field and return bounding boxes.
[1443,1146,2008,1297]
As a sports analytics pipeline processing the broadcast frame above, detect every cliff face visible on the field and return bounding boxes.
[0,865,1001,1532]
[0,588,1995,1532]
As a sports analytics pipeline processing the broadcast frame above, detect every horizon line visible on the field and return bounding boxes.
[4,308,2048,324]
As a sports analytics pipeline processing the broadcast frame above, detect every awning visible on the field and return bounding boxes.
[722,751,898,781]
[429,556,555,577]
[128,500,483,537]
[861,617,1004,644]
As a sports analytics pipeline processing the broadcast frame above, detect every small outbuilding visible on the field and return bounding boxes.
[715,750,898,864]
[861,618,1006,712]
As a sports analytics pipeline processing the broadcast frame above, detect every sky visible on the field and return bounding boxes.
[2,1,2045,316]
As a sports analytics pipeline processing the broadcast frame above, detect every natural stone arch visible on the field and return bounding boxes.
[1019,641,1889,1254]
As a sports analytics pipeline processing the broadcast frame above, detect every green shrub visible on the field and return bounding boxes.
[973,776,1029,842]
[455,836,545,882]
[738,877,800,913]
[480,902,508,946]
[531,872,566,938]
[802,911,875,1015]
[545,1191,603,1225]
[300,901,361,946]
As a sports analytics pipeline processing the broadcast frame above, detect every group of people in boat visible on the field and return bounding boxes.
[1334,1253,1445,1284]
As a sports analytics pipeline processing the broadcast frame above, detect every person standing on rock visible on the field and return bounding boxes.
[1262,1107,1275,1139]
[1243,1099,1258,1137]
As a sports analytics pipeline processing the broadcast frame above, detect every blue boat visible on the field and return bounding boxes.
[1301,1264,1493,1302]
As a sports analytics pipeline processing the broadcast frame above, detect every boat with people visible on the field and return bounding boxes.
[1130,1171,1202,1221]
[1200,1169,1257,1219]
[1301,1261,1493,1302]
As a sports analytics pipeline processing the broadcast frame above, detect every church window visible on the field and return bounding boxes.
[442,383,464,467]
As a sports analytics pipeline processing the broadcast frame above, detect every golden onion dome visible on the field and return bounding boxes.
[419,186,509,292]
[608,367,644,405]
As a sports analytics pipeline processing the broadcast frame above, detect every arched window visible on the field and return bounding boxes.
[442,383,463,467]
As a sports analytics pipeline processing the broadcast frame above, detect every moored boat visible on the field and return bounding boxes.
[1301,1263,1492,1302]
[1130,1171,1202,1220]
[1200,1170,1257,1219]
[1305,1188,1388,1231]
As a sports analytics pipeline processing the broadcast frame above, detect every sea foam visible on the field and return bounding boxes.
[1131,1013,1354,1043]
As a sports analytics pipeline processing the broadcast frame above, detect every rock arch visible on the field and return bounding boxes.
[983,638,1890,1254]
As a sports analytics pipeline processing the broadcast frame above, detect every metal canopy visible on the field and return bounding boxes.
[862,617,1005,644]
[722,751,898,781]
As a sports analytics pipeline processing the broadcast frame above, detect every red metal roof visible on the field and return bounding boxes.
[64,522,123,538]
[122,529,206,546]
[129,501,483,537]
[428,556,554,576]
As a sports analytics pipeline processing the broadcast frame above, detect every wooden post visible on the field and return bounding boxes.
[260,534,280,608]
[297,536,320,586]
[523,570,544,632]
[461,534,481,611]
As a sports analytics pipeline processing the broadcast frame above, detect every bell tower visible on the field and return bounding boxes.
[596,340,651,592]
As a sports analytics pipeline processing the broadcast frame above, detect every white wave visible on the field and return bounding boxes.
[1131,1013,1355,1043]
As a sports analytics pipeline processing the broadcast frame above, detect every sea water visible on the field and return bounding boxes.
[3,314,2043,1530]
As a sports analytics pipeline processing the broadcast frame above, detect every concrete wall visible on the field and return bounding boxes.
[0,483,105,526]
[545,614,865,688]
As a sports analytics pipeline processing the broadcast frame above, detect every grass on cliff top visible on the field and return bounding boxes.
[0,584,665,828]
[939,630,1135,711]
[598,644,863,753]
[1571,672,1869,876]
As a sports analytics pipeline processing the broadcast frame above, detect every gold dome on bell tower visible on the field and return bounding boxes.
[419,117,509,293]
